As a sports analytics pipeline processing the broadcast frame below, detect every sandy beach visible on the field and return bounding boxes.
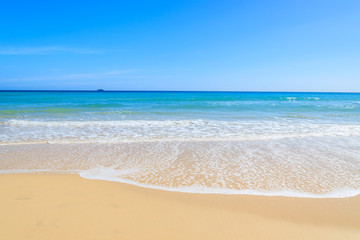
[0,174,359,240]
[2,0,360,239]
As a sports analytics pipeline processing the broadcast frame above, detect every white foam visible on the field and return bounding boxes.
[1,167,358,198]
[7,119,207,127]
[79,168,360,198]
[2,119,360,145]
[1,138,359,199]
[281,97,320,101]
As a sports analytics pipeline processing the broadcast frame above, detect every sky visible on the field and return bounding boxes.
[0,0,359,91]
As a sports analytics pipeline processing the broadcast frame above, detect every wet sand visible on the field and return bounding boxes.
[0,174,359,240]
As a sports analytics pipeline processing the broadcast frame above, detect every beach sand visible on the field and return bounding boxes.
[0,174,359,240]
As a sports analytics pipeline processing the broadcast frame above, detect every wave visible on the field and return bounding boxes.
[1,168,358,198]
[79,169,360,198]
[1,137,359,199]
[2,119,360,144]
[7,119,201,127]
[281,97,320,101]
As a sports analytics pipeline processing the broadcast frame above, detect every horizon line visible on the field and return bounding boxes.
[0,90,359,94]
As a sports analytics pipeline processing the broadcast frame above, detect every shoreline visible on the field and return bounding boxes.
[80,171,360,199]
[1,170,358,198]
[1,174,359,240]
[2,141,359,200]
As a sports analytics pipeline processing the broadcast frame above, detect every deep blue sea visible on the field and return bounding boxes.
[1,91,360,198]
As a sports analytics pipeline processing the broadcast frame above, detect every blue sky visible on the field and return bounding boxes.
[0,0,359,91]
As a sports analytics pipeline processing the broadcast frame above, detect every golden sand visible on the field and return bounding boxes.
[0,174,359,240]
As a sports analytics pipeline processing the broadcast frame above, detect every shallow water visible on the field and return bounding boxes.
[1,91,359,198]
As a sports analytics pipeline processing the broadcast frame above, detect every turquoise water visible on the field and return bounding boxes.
[1,91,360,122]
[1,91,360,143]
[1,91,360,197]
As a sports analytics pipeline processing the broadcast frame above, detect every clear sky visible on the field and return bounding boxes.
[0,0,359,91]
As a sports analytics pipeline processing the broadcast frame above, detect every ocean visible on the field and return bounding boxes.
[1,91,359,198]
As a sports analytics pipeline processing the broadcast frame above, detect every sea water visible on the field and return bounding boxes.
[0,91,359,198]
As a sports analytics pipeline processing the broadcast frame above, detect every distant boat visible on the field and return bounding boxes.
[97,89,105,92]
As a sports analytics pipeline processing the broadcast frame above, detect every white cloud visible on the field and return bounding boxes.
[1,70,133,81]
[0,70,166,83]
[0,70,175,87]
[58,70,135,80]
[0,46,122,55]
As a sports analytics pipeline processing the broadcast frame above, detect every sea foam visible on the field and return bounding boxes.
[79,168,360,198]
[1,138,359,198]
[1,91,360,198]
[2,119,360,145]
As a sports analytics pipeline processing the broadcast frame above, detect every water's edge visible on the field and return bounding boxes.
[1,169,358,199]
